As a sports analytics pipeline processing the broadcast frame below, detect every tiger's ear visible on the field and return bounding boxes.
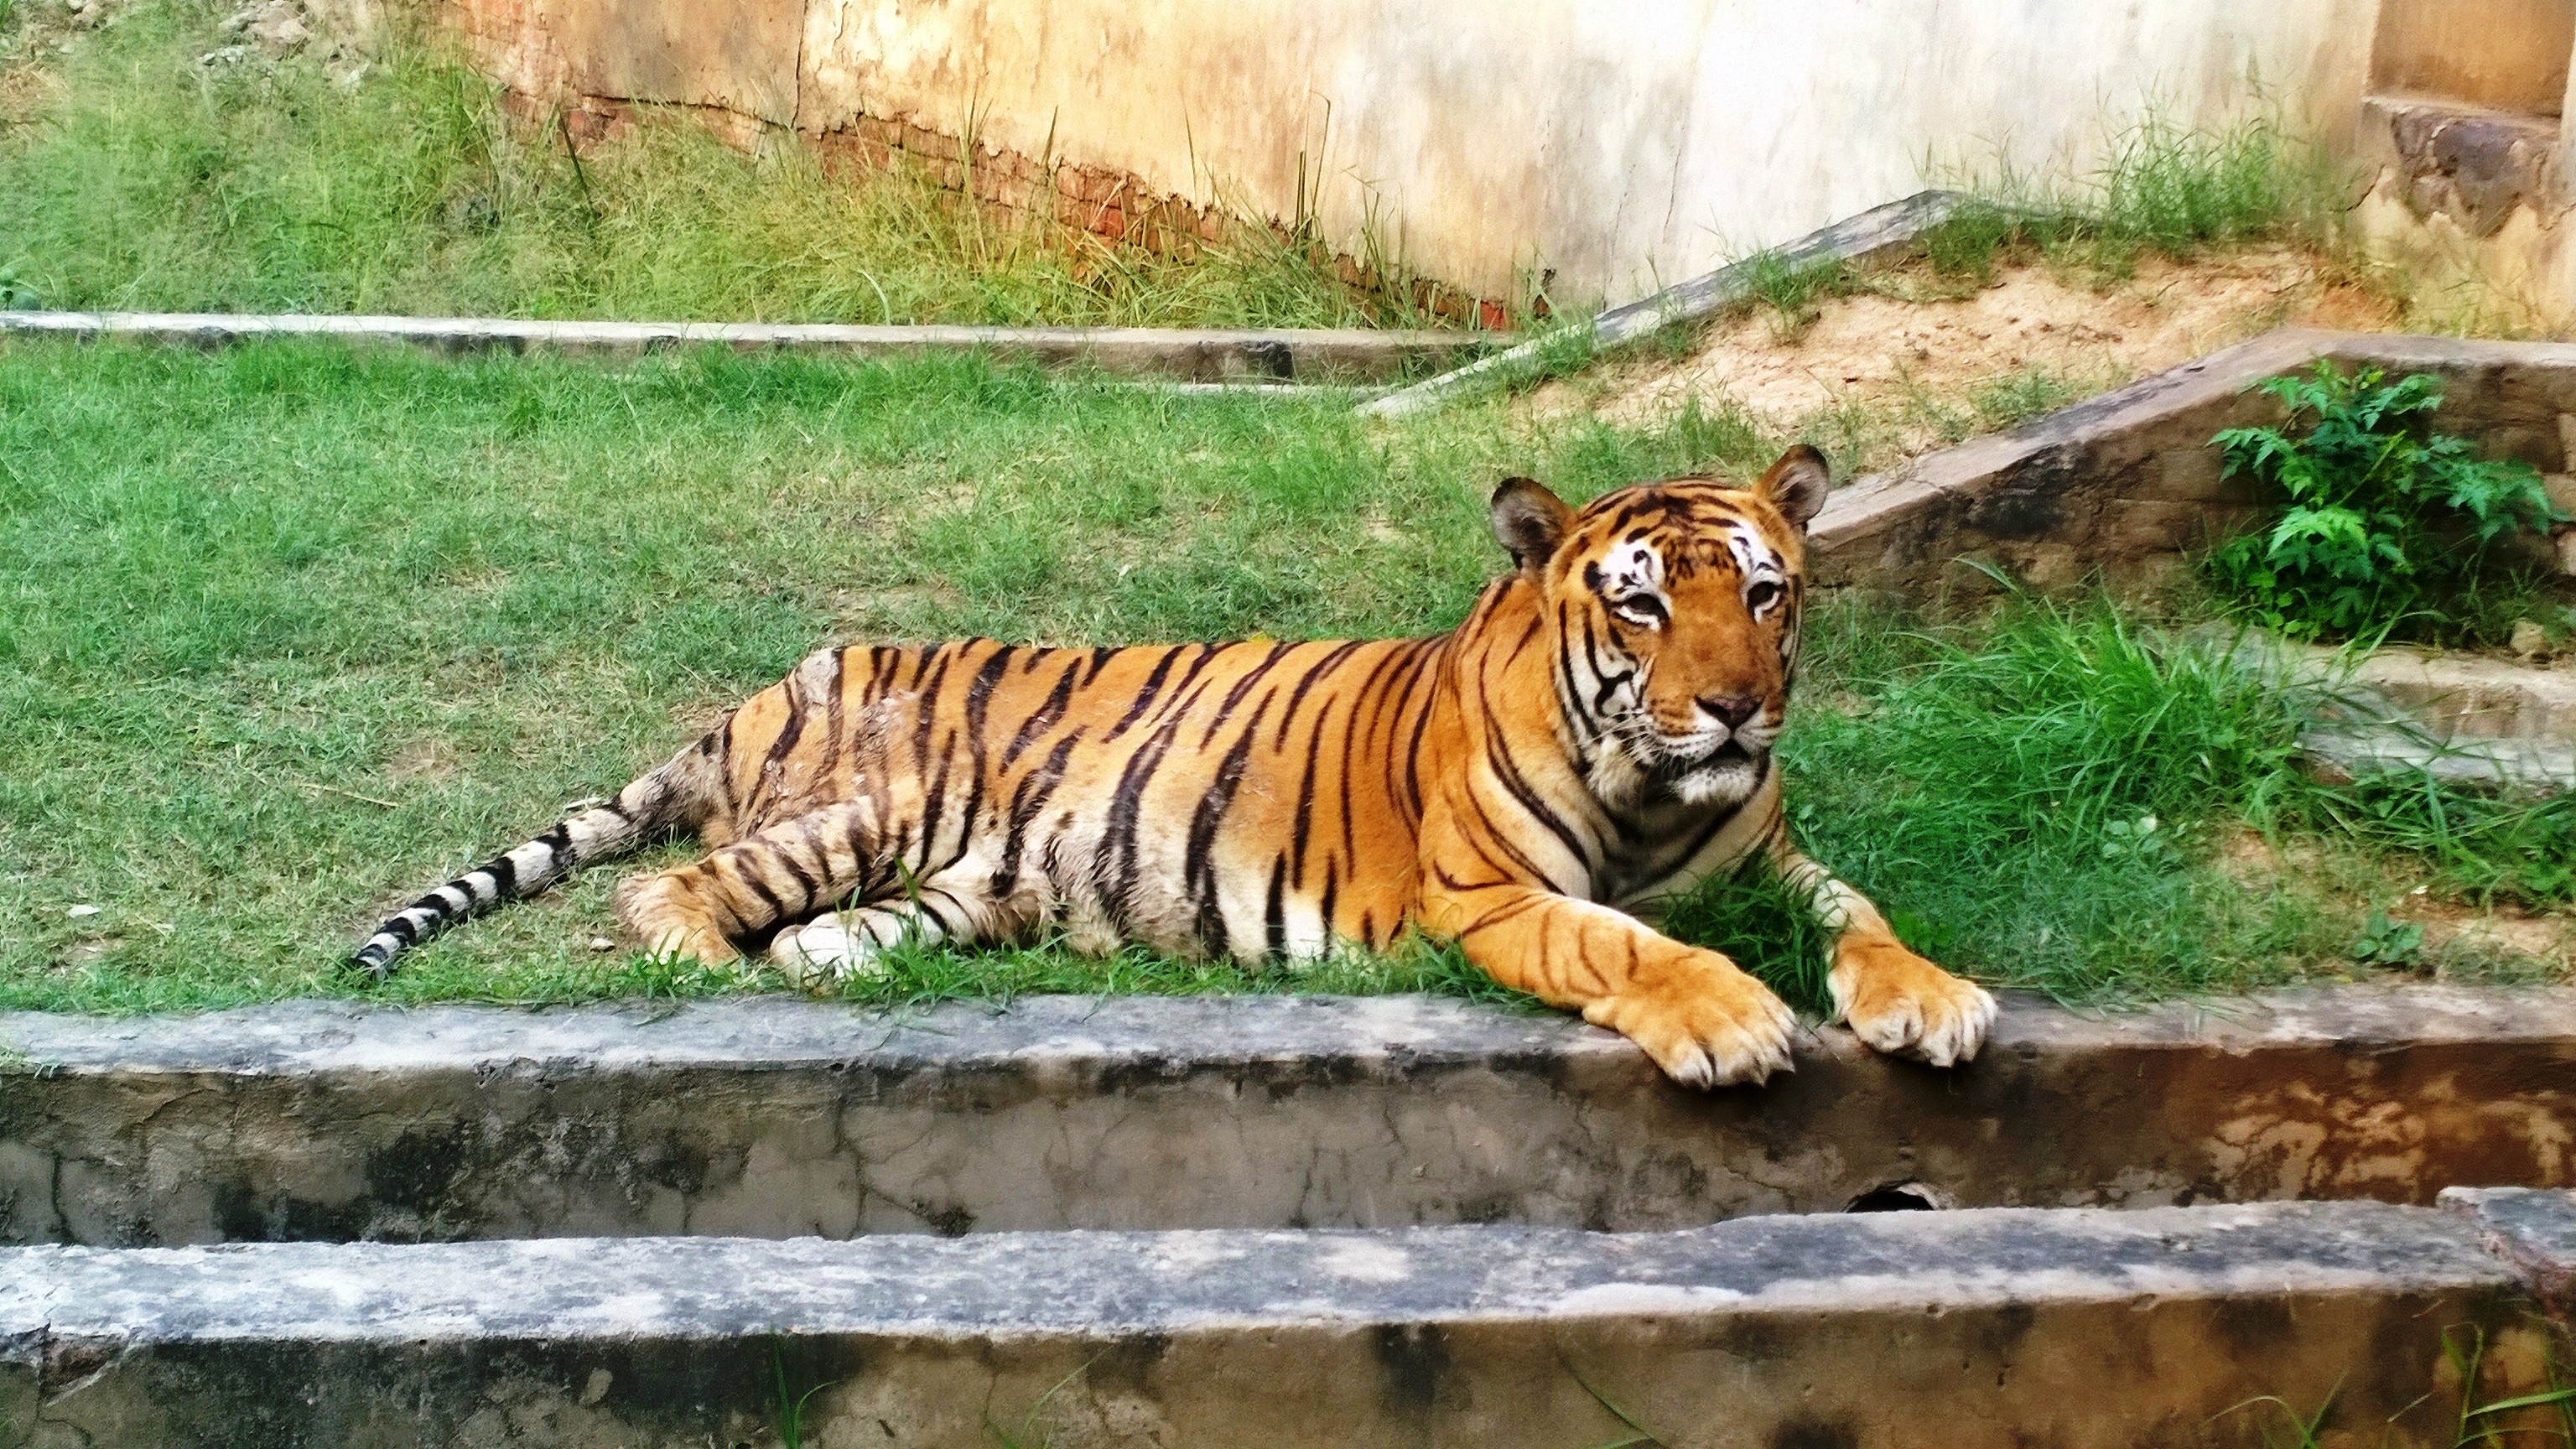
[1489,476,1572,575]
[1753,444,1831,531]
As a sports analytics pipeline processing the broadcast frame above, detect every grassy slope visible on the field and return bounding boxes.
[0,0,1431,327]
[6,340,2564,1015]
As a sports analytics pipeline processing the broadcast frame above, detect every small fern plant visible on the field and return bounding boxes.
[2206,363,2565,641]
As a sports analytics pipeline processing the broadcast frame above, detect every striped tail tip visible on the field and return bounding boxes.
[347,933,404,980]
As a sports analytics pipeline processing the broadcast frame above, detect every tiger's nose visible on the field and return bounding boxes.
[1697,693,1761,729]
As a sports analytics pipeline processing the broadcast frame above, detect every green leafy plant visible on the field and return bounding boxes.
[2349,908,2423,967]
[2207,363,2567,642]
[2098,813,2179,867]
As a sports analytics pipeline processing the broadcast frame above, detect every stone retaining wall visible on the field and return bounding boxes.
[6,985,2571,1247]
[1811,327,2576,594]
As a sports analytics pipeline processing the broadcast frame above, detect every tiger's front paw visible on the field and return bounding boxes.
[1584,949,1796,1088]
[1831,935,1996,1067]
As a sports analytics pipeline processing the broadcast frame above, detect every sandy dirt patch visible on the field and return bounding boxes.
[1534,247,2403,464]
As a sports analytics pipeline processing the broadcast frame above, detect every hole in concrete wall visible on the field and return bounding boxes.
[1846,1182,1950,1213]
[2371,0,2574,116]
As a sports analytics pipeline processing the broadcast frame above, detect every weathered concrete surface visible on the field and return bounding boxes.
[0,1201,2536,1448]
[2300,723,2576,795]
[2234,636,2576,794]
[0,311,1489,382]
[4,985,2572,1247]
[2324,646,2576,741]
[2445,1186,2576,1322]
[2347,31,2576,333]
[2370,0,2575,118]
[1811,328,2576,594]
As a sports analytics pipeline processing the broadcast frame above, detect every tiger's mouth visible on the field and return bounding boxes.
[1644,729,1767,775]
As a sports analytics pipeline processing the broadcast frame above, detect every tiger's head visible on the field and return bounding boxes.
[1488,445,1831,808]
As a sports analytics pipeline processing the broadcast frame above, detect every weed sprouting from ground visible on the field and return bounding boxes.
[768,1339,834,1449]
[2442,1325,2576,1447]
[1733,251,1857,340]
[1966,368,2096,432]
[2095,111,2325,255]
[1917,200,2033,286]
[0,0,1420,326]
[2214,1390,2336,1449]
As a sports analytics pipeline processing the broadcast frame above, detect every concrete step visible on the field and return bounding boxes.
[2314,644,2576,743]
[4,1195,2566,1448]
[2215,630,2576,793]
[2300,720,2576,795]
[5,985,2573,1246]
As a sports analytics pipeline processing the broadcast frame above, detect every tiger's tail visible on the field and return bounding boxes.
[348,732,730,979]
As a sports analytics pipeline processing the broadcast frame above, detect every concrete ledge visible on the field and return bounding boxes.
[2225,635,2576,795]
[2300,724,2576,795]
[2448,1186,2576,1325]
[1358,190,1964,419]
[2314,644,2576,743]
[4,984,2572,1246]
[0,1199,2540,1448]
[0,311,1492,382]
[1811,327,2576,593]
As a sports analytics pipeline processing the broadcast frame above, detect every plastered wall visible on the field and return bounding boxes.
[428,0,2380,306]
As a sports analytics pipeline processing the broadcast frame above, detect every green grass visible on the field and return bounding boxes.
[0,340,2564,1015]
[1752,595,2344,1003]
[0,0,1429,327]
[1733,252,1857,341]
[1916,111,2349,287]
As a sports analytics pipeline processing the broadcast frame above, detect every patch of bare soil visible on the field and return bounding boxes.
[2220,827,2573,978]
[0,54,61,117]
[2393,890,2576,971]
[1534,247,2402,462]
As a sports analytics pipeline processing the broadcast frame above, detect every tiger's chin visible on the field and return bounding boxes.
[1659,745,1765,807]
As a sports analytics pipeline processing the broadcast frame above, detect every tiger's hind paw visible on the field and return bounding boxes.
[642,926,740,967]
[769,917,890,991]
[615,872,740,967]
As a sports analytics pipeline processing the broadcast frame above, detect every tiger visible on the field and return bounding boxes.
[351,444,1995,1086]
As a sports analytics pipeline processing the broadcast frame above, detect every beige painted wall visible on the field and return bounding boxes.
[2371,0,2573,114]
[790,0,2377,304]
[437,0,2381,304]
